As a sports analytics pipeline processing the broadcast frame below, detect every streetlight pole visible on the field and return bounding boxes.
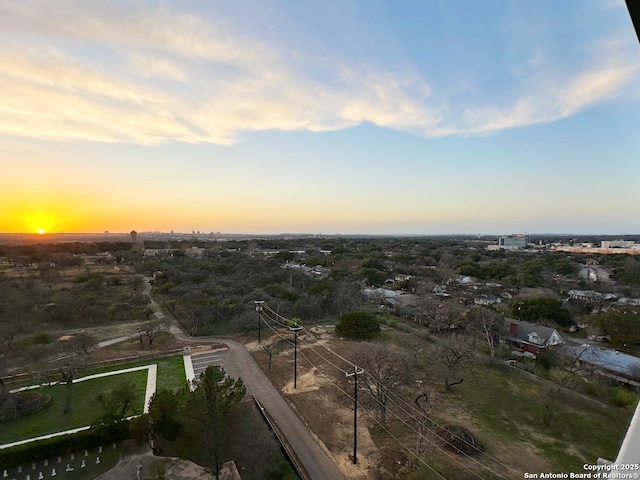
[289,322,303,389]
[254,301,264,343]
[346,366,364,464]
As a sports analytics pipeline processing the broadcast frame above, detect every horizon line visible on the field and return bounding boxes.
[0,231,638,238]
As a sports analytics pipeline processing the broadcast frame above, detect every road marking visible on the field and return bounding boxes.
[186,352,226,388]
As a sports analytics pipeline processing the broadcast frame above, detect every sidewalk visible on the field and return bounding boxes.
[1,364,158,450]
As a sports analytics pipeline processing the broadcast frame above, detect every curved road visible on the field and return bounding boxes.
[170,326,345,480]
[145,277,344,479]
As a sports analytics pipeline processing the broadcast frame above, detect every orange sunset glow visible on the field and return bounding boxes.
[23,212,56,234]
[0,1,637,236]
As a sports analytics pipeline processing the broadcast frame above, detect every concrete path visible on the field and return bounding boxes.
[96,332,139,348]
[183,355,195,384]
[2,364,157,450]
[143,364,157,413]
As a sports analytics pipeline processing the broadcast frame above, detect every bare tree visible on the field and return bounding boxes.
[69,333,97,356]
[396,334,428,367]
[355,343,410,426]
[58,340,88,414]
[433,334,473,390]
[414,390,432,456]
[416,298,466,332]
[261,337,286,370]
[0,300,32,358]
[27,343,57,384]
[182,302,212,336]
[469,306,504,358]
[60,364,75,414]
[137,319,167,348]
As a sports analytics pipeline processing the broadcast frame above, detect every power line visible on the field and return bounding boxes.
[366,386,508,480]
[357,386,487,480]
[381,387,518,477]
[357,404,448,480]
[260,309,352,375]
[271,328,491,478]
[291,347,450,477]
[262,302,357,369]
[272,329,493,479]
[260,307,292,329]
[258,302,514,478]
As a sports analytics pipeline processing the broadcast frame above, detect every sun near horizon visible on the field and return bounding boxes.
[19,210,58,235]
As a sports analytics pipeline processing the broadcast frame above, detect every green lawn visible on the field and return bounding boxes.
[80,355,187,391]
[0,370,148,445]
[1,356,187,446]
[155,355,190,391]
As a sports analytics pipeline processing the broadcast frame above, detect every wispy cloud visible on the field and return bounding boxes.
[448,37,640,137]
[452,62,638,136]
[0,1,637,145]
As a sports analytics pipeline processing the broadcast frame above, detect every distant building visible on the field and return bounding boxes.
[394,274,413,284]
[280,261,330,279]
[474,294,502,306]
[601,240,637,249]
[567,290,617,302]
[497,234,529,250]
[130,229,145,254]
[433,285,450,297]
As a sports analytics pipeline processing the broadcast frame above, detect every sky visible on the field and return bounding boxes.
[0,0,639,236]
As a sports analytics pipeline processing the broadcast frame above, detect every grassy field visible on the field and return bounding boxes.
[155,354,189,391]
[0,370,148,445]
[84,354,187,391]
[363,325,635,478]
[1,355,186,446]
[420,362,633,476]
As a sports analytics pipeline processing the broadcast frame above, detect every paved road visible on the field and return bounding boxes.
[145,282,344,479]
[170,326,345,480]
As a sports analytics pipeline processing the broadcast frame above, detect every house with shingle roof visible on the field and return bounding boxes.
[503,318,565,356]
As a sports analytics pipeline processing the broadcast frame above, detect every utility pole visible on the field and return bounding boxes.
[346,366,364,464]
[289,322,303,388]
[254,301,264,343]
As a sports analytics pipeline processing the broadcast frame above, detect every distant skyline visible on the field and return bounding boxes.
[1,1,639,235]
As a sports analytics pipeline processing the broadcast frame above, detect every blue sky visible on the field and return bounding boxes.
[0,0,638,235]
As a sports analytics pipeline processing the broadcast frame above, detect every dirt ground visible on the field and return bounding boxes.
[248,333,381,480]
[248,328,552,480]
[95,441,241,480]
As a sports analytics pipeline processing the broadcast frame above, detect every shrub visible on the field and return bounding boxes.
[71,274,91,283]
[437,425,483,455]
[0,392,51,421]
[32,333,53,345]
[335,312,380,340]
[611,386,639,409]
[536,352,557,370]
[0,423,130,468]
